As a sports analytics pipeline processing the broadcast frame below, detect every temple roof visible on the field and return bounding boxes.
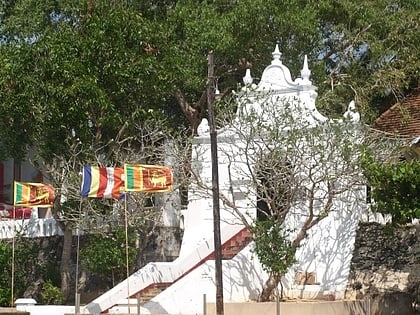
[244,44,314,92]
[374,87,420,137]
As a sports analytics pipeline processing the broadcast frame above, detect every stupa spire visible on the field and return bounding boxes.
[300,55,311,83]
[271,44,282,65]
[243,68,253,85]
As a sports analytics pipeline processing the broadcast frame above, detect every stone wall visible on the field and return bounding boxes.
[345,222,420,307]
[18,226,183,304]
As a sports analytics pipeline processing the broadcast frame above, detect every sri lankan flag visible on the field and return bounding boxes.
[13,181,55,207]
[124,164,173,193]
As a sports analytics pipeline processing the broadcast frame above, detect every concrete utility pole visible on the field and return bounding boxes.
[207,51,224,315]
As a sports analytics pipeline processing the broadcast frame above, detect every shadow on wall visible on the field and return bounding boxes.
[222,244,266,301]
[369,292,416,315]
[291,190,366,296]
[319,200,362,288]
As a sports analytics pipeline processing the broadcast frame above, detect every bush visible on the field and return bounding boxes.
[40,280,64,305]
[363,156,420,224]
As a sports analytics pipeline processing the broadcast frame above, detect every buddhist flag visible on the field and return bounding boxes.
[81,166,124,199]
[124,164,173,193]
[13,181,55,207]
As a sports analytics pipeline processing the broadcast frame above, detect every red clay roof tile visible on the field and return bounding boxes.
[374,88,420,137]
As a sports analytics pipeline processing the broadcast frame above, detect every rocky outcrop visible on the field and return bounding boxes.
[370,291,416,315]
[345,222,420,312]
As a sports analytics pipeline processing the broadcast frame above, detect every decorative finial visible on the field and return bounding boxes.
[300,55,311,83]
[343,100,360,122]
[243,68,253,85]
[197,118,210,136]
[271,44,282,65]
[215,81,220,95]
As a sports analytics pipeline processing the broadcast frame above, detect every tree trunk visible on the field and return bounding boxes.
[259,273,281,302]
[60,228,73,302]
[174,89,206,135]
[258,194,329,302]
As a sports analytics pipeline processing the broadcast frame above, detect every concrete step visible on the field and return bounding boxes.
[138,283,170,305]
[136,228,253,303]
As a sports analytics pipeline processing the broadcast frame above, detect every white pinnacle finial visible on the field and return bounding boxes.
[300,55,311,82]
[243,68,253,85]
[215,82,220,95]
[197,118,209,136]
[343,100,360,122]
[271,44,282,65]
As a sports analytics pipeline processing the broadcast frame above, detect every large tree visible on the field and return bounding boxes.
[157,0,420,125]
[0,1,188,301]
[0,0,418,157]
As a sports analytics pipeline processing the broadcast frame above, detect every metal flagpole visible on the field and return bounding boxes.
[75,199,83,315]
[11,204,15,307]
[124,195,131,314]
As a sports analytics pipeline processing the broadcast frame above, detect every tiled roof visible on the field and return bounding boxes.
[373,88,420,137]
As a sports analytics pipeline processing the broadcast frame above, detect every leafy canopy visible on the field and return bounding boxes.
[80,228,137,283]
[0,0,418,161]
[250,219,296,277]
[363,155,420,224]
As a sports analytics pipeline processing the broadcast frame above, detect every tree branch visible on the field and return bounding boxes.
[175,89,206,135]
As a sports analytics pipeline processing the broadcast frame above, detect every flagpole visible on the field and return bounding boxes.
[11,204,15,307]
[124,195,130,314]
[75,199,83,315]
[207,51,224,315]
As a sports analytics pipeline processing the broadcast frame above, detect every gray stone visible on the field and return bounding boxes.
[370,292,415,315]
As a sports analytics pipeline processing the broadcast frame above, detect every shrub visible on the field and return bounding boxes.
[41,280,64,305]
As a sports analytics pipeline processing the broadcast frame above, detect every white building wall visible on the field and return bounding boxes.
[0,218,63,238]
[177,43,368,309]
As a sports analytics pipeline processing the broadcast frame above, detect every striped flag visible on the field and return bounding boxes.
[13,181,55,207]
[124,164,173,193]
[81,166,124,199]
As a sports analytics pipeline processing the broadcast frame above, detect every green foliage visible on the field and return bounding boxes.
[40,280,64,305]
[0,237,39,306]
[250,219,296,276]
[80,227,137,283]
[0,242,12,306]
[0,0,181,162]
[40,259,61,289]
[0,287,11,307]
[363,155,420,224]
[0,0,418,161]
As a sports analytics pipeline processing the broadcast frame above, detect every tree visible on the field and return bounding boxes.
[0,235,40,306]
[157,0,420,125]
[0,0,418,165]
[80,227,137,287]
[0,1,181,160]
[0,1,190,302]
[363,149,420,225]
[250,219,295,300]
[0,0,418,155]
